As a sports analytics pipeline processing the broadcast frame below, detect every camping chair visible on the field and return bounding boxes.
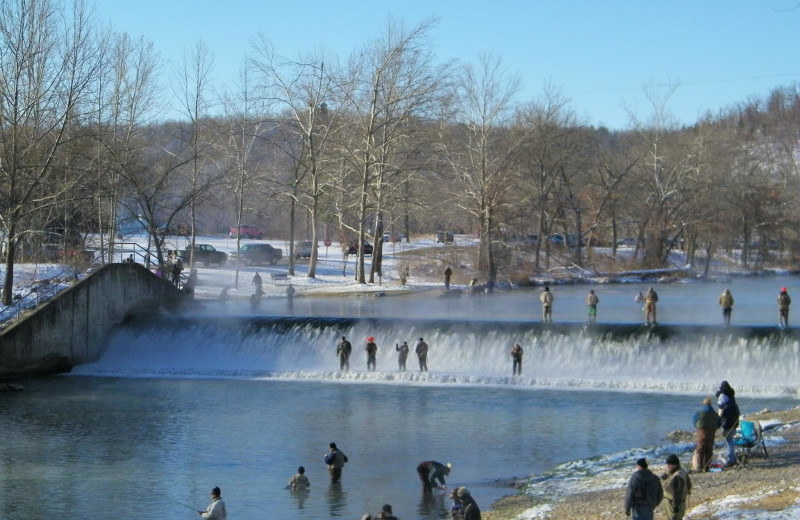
[734,420,768,469]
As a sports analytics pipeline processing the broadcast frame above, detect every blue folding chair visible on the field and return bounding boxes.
[734,420,768,468]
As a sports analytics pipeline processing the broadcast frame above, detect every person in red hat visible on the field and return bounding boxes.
[365,336,378,370]
[778,287,791,328]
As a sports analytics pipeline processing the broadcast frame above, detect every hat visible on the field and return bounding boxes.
[781,287,787,292]
[367,336,375,342]
[636,458,648,469]
[381,505,393,513]
[298,466,305,474]
[702,396,712,406]
[211,486,221,496]
[361,515,373,520]
[329,442,337,449]
[457,487,471,498]
[419,337,424,341]
[666,454,680,466]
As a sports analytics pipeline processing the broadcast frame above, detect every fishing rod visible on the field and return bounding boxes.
[118,476,201,512]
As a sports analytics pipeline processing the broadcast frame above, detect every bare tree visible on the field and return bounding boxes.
[339,17,448,283]
[0,0,104,304]
[172,39,216,269]
[250,40,343,278]
[440,53,521,280]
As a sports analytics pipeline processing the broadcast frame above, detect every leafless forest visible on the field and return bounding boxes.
[1,2,798,303]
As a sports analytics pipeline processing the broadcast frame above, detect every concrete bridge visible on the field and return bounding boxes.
[0,263,186,378]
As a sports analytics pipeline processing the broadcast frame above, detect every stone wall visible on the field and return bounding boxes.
[0,263,184,378]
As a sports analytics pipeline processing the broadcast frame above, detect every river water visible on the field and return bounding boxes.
[0,275,797,520]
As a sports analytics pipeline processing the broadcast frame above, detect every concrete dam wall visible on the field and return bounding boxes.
[0,263,185,378]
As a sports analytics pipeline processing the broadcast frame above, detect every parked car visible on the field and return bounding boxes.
[616,237,637,247]
[382,231,405,243]
[180,244,228,266]
[295,240,318,259]
[229,243,282,265]
[548,233,583,247]
[229,225,264,239]
[346,241,373,255]
[436,231,454,243]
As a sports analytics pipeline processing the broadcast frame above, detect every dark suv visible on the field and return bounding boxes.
[346,241,373,255]
[229,243,283,265]
[180,244,227,266]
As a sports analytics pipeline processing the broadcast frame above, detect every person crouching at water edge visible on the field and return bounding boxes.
[416,460,451,494]
[324,442,348,482]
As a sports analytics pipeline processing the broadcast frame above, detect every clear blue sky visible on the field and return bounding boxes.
[93,0,799,129]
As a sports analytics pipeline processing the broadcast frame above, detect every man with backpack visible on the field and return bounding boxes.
[624,458,663,520]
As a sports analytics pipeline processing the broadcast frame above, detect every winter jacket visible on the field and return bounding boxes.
[778,292,791,309]
[662,467,691,517]
[645,289,658,303]
[540,290,553,306]
[201,498,227,520]
[325,448,348,469]
[718,291,734,308]
[288,473,310,491]
[337,339,352,358]
[420,461,449,486]
[586,293,599,306]
[624,468,663,515]
[415,341,428,358]
[719,399,740,434]
[693,404,721,431]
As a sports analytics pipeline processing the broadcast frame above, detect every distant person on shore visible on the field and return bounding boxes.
[586,290,599,323]
[450,487,481,520]
[644,286,659,325]
[286,283,295,310]
[416,460,451,494]
[171,259,183,287]
[540,286,553,323]
[198,486,227,520]
[252,272,263,298]
[444,266,453,290]
[396,341,409,371]
[718,392,740,467]
[624,458,663,520]
[336,336,352,371]
[365,336,378,371]
[718,289,734,326]
[416,337,429,372]
[510,343,523,375]
[288,466,310,491]
[324,442,348,482]
[692,396,721,471]
[184,268,198,297]
[660,454,691,520]
[777,287,791,328]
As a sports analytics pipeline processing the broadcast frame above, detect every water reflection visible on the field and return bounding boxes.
[326,481,347,517]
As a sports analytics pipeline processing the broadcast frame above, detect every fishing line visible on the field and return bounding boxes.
[117,476,200,512]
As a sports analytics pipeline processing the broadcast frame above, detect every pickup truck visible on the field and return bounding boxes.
[180,244,228,266]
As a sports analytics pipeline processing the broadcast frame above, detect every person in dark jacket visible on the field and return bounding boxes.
[324,442,348,482]
[450,487,481,520]
[336,336,352,371]
[718,393,740,467]
[777,287,791,328]
[692,396,721,471]
[624,458,663,520]
[715,380,735,401]
[416,460,451,493]
[396,342,409,371]
[510,343,523,375]
[415,338,429,372]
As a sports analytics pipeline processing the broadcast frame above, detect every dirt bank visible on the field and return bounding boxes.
[483,407,800,520]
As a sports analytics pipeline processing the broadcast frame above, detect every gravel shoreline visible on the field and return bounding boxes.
[483,407,800,520]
